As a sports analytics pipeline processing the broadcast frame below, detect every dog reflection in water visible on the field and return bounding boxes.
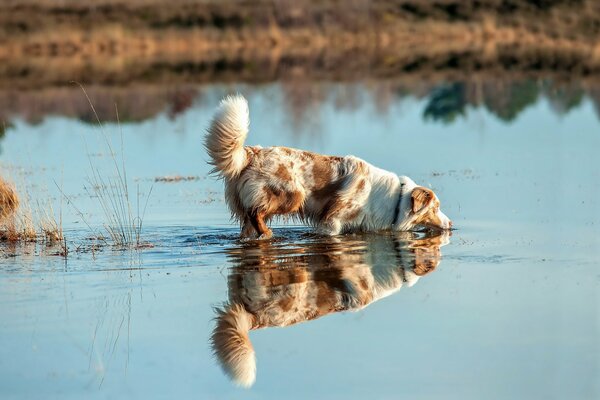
[211,231,450,387]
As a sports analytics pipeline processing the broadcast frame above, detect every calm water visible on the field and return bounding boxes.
[1,82,599,399]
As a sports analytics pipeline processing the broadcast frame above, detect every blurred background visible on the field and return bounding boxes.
[2,0,600,131]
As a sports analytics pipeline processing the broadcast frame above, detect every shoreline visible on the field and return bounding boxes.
[2,1,600,90]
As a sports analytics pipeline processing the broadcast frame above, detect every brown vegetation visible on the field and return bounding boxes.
[1,0,600,91]
[0,176,65,249]
[0,177,19,222]
[0,178,36,243]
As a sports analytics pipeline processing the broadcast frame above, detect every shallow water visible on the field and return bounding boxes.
[1,82,599,399]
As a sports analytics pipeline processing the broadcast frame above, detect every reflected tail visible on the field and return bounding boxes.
[211,303,256,388]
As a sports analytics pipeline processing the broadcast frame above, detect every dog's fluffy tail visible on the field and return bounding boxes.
[210,304,257,388]
[205,95,250,179]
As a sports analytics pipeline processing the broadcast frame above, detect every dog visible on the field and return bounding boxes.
[205,95,452,238]
[210,230,450,387]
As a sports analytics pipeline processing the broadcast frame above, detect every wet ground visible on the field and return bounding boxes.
[1,83,599,399]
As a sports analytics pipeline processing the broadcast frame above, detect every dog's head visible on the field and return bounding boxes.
[397,185,452,232]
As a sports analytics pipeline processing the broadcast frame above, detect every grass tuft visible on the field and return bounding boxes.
[0,175,66,256]
[74,83,153,249]
[37,199,64,243]
[0,177,36,243]
[0,177,19,221]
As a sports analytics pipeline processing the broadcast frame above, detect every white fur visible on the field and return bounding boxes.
[204,95,250,179]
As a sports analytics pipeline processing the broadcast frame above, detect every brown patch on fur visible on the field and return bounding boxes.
[315,161,368,223]
[264,268,308,286]
[278,296,295,312]
[275,164,292,181]
[310,177,347,222]
[312,156,334,189]
[264,185,282,198]
[411,187,434,213]
[263,186,304,216]
[356,179,365,191]
[312,180,344,202]
[358,278,369,290]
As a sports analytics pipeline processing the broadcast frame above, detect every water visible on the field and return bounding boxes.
[0,82,599,399]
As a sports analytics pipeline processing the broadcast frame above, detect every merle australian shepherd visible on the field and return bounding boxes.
[205,95,452,239]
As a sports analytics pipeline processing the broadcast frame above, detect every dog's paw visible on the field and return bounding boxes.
[257,230,273,240]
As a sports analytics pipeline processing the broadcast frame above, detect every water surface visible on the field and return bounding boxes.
[1,82,598,399]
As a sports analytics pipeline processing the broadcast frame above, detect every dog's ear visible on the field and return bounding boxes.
[412,247,441,276]
[411,187,434,214]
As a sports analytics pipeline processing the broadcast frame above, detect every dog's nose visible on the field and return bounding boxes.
[448,220,453,228]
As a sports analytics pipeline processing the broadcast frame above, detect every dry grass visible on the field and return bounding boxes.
[36,199,64,243]
[0,175,66,256]
[0,179,37,243]
[0,177,19,221]
[0,216,37,243]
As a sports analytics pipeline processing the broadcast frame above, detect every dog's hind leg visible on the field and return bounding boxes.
[240,216,257,239]
[249,211,273,240]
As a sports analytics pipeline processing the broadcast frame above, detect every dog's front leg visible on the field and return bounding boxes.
[249,211,273,240]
